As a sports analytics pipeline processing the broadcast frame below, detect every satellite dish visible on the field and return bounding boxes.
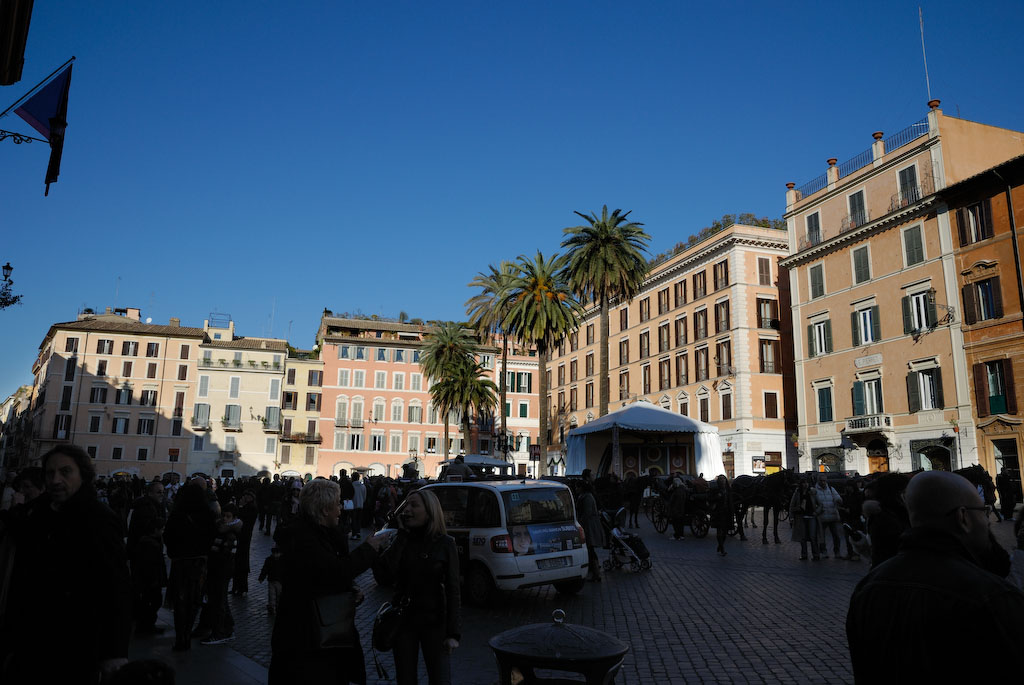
[145,317,152,323]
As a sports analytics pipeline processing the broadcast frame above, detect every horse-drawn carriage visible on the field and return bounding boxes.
[642,475,713,538]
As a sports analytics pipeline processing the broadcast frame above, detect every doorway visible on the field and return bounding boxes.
[992,439,1022,500]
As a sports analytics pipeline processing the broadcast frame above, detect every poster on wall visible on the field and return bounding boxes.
[752,456,766,473]
[510,523,582,556]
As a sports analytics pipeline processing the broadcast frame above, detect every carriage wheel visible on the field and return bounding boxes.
[653,504,670,534]
[691,513,710,538]
[640,558,652,571]
[643,497,657,524]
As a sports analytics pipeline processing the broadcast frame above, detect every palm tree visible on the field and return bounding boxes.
[433,360,499,455]
[501,251,582,473]
[465,260,516,458]
[561,205,650,417]
[420,321,479,457]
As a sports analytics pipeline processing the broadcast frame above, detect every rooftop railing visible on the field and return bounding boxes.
[884,117,929,154]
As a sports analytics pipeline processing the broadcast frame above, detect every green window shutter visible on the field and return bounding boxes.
[902,296,913,333]
[807,324,815,358]
[852,381,865,417]
[851,312,860,347]
[992,276,1003,318]
[871,306,881,341]
[974,364,989,417]
[907,372,921,413]
[824,319,833,353]
[818,387,832,423]
[905,227,923,265]
[933,368,945,409]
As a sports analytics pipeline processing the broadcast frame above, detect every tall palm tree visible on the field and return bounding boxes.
[561,205,650,417]
[465,260,516,458]
[420,321,479,457]
[501,251,582,474]
[451,360,499,454]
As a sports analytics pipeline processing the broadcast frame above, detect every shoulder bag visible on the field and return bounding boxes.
[311,592,357,649]
[372,597,407,652]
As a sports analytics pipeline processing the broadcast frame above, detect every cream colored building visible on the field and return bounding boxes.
[279,349,325,478]
[780,102,1024,474]
[192,316,287,477]
[549,223,795,478]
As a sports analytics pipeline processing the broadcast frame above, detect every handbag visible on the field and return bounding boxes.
[372,598,407,652]
[311,592,357,649]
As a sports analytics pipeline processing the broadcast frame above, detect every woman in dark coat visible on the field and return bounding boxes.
[379,489,461,684]
[576,480,605,581]
[164,480,217,650]
[668,477,689,540]
[710,475,733,556]
[269,479,387,685]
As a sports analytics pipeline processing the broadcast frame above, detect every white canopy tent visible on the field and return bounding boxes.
[565,402,725,478]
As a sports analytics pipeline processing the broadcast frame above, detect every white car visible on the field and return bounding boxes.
[377,480,589,604]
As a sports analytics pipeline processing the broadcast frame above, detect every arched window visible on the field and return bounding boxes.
[373,399,386,422]
[335,396,349,426]
[391,398,403,422]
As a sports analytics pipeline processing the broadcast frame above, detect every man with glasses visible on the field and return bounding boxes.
[845,471,1023,683]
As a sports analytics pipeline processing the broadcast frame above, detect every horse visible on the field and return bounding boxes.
[732,469,801,544]
[955,463,998,513]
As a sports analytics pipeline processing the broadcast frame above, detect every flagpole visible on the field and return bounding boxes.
[0,55,76,120]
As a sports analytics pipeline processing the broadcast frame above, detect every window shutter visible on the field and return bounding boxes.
[962,285,978,325]
[807,325,815,358]
[852,381,866,416]
[956,208,968,246]
[851,312,860,347]
[902,296,913,333]
[982,198,994,239]
[773,340,781,372]
[824,319,833,353]
[871,306,881,341]
[974,364,989,418]
[933,368,945,409]
[1003,359,1017,414]
[906,372,921,413]
[817,388,828,422]
[927,294,937,328]
[875,380,884,412]
[992,277,1003,318]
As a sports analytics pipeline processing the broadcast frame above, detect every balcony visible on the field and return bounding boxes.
[282,432,323,444]
[217,450,238,464]
[759,317,780,329]
[335,417,349,428]
[191,417,211,431]
[841,209,870,233]
[350,417,364,429]
[716,364,736,377]
[845,413,893,434]
[221,419,242,432]
[262,421,281,433]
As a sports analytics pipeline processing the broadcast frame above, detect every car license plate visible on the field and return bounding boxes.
[537,556,570,571]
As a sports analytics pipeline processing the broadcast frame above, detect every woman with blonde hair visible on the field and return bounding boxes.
[379,488,461,684]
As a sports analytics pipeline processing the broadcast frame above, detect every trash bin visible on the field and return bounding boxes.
[488,609,630,684]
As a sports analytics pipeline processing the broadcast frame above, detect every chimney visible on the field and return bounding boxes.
[126,307,141,321]
[169,318,180,327]
[871,131,885,163]
[826,158,839,188]
[105,307,112,314]
[785,182,797,209]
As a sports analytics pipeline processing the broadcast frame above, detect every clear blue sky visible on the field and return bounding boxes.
[2,0,1022,393]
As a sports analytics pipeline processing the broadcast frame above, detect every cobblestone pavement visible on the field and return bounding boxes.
[138,509,1021,684]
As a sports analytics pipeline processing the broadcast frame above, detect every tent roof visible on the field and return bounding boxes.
[568,401,718,437]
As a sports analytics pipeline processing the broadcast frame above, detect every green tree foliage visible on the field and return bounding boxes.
[420,321,479,457]
[648,213,786,267]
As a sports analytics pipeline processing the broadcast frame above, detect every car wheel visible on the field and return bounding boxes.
[640,559,652,571]
[553,578,585,595]
[465,564,496,606]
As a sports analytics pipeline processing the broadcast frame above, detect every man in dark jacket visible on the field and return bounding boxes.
[846,471,1024,682]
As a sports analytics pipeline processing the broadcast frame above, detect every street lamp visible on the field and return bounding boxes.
[409,448,419,476]
[0,261,20,309]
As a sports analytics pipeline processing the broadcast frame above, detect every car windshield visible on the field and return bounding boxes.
[502,488,574,525]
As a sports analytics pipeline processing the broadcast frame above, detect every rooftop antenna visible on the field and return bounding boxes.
[919,6,932,102]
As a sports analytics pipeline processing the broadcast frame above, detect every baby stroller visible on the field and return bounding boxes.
[600,507,652,572]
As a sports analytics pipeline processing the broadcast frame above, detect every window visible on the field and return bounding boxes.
[619,339,629,365]
[393,373,405,390]
[657,288,669,315]
[96,339,113,354]
[307,393,322,412]
[115,387,133,405]
[639,331,649,359]
[974,360,1017,416]
[957,200,994,246]
[177,365,187,381]
[758,257,772,286]
[852,378,884,415]
[375,371,386,389]
[806,212,821,246]
[715,341,731,376]
[410,374,422,391]
[903,225,925,266]
[693,271,707,299]
[269,377,281,401]
[89,386,107,403]
[193,435,204,452]
[586,324,595,345]
[695,348,709,382]
[223,404,242,429]
[308,370,322,387]
[112,446,124,460]
[280,445,291,463]
[389,433,402,453]
[353,370,365,387]
[395,349,406,363]
[659,359,672,390]
[848,190,867,228]
[60,385,72,411]
[180,344,189,360]
[265,406,281,430]
[568,333,578,353]
[585,354,594,377]
[519,402,528,418]
[674,280,687,307]
[266,437,277,454]
[137,418,155,435]
[140,389,157,406]
[585,382,594,408]
[759,339,780,373]
[619,371,630,400]
[642,365,651,394]
[619,308,628,331]
[225,436,236,452]
[371,434,384,452]
[853,246,870,284]
[658,323,670,353]
[898,165,920,205]
[287,368,296,385]
[146,342,160,358]
[808,319,832,357]
[675,316,687,347]
[714,301,730,333]
[122,361,133,378]
[355,346,367,361]
[721,393,732,421]
[680,398,689,416]
[817,386,833,423]
[339,345,351,360]
[569,387,577,411]
[112,417,129,434]
[376,348,388,362]
[809,264,825,299]
[174,391,184,417]
[569,360,578,382]
[852,306,881,346]
[96,360,107,377]
[171,419,182,436]
[89,415,102,433]
[64,337,79,352]
[639,298,650,322]
[122,341,139,356]
[137,448,148,461]
[757,299,779,329]
[963,277,1003,324]
[192,403,210,427]
[713,259,729,291]
[694,309,708,341]
[699,397,709,422]
[86,446,97,459]
[676,353,688,386]
[146,362,157,378]
[391,400,403,422]
[908,368,944,412]
[902,291,935,333]
[765,392,779,419]
[229,376,240,398]
[234,351,242,364]
[198,375,209,398]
